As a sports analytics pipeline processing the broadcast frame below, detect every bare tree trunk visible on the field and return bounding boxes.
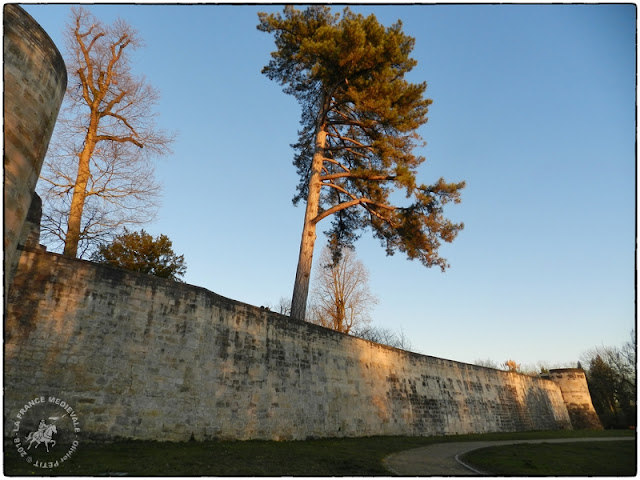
[336,299,346,332]
[43,9,172,258]
[63,129,96,257]
[290,127,327,320]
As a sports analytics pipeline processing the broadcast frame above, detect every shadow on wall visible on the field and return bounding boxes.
[353,346,573,437]
[6,249,305,441]
[2,2,600,445]
[3,4,67,298]
[6,249,589,442]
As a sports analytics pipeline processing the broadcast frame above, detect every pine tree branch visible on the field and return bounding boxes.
[313,182,396,225]
[320,172,395,182]
[325,131,375,151]
[323,157,351,172]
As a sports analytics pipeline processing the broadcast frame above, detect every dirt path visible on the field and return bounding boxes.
[382,436,635,476]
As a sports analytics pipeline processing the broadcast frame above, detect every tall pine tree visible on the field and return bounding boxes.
[258,6,465,320]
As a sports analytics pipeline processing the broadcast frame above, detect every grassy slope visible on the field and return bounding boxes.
[462,440,637,476]
[3,429,635,476]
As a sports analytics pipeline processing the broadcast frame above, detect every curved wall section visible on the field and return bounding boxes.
[548,368,602,429]
[3,4,67,292]
[5,250,574,442]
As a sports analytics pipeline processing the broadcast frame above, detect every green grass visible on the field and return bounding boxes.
[461,440,637,476]
[3,429,634,476]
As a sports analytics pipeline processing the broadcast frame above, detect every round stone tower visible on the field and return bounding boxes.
[4,4,67,297]
[548,368,603,430]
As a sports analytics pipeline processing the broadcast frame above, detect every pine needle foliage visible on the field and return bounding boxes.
[91,229,186,281]
[258,6,465,319]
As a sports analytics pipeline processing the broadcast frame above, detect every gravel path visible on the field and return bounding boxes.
[382,437,635,476]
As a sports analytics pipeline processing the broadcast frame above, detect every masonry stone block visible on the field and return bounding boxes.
[3,5,66,299]
[4,250,591,442]
[547,368,602,430]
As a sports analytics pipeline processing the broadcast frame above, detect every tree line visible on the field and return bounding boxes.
[580,331,636,429]
[474,331,637,429]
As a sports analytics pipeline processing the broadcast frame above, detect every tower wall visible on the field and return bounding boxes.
[3,4,67,298]
[548,368,603,430]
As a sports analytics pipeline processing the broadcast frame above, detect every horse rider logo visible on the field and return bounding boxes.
[11,396,81,469]
[24,417,61,452]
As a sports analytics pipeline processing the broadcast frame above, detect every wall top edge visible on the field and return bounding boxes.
[16,249,561,379]
[549,368,585,374]
[5,4,68,84]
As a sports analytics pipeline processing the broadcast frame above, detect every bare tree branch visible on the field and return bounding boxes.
[38,7,173,258]
[307,247,377,334]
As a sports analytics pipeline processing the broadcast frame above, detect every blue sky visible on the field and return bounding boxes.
[20,3,636,369]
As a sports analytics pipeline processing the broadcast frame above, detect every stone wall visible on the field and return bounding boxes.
[547,369,602,429]
[3,4,67,299]
[5,249,575,442]
[17,192,44,252]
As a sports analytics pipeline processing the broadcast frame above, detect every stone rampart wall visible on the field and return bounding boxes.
[547,369,602,429]
[5,250,572,442]
[3,5,66,296]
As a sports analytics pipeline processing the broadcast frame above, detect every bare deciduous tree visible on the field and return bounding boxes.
[501,359,521,373]
[474,358,499,369]
[580,329,636,395]
[38,7,174,258]
[353,325,413,351]
[307,246,377,334]
[580,332,636,429]
[264,297,292,316]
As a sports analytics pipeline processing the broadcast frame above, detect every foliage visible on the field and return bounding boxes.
[307,247,377,334]
[91,229,186,281]
[258,6,465,319]
[38,7,174,258]
[581,331,636,428]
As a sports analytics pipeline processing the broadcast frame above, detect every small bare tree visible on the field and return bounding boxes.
[307,246,377,334]
[265,297,292,316]
[353,325,413,351]
[502,359,521,373]
[38,7,174,258]
[474,358,499,369]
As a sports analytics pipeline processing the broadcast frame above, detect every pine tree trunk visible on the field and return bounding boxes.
[290,127,327,320]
